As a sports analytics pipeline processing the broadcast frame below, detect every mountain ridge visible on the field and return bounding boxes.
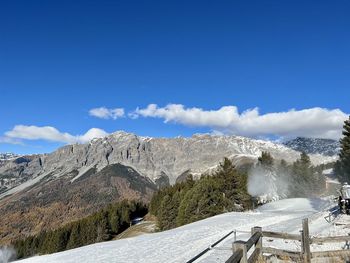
[0,131,336,199]
[283,137,340,156]
[0,153,20,161]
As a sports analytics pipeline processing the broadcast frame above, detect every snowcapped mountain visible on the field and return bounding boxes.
[283,137,340,156]
[0,153,20,161]
[0,131,336,244]
[0,132,335,198]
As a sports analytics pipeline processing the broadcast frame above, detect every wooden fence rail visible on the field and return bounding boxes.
[226,227,262,263]
[225,218,350,263]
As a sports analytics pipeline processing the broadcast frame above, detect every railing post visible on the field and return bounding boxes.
[233,241,248,263]
[251,226,263,258]
[302,218,311,263]
[300,230,304,258]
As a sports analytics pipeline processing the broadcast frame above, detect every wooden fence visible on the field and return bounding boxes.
[225,218,350,263]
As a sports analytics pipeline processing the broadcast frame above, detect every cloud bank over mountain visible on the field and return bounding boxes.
[4,125,108,144]
[1,105,348,145]
[132,104,348,140]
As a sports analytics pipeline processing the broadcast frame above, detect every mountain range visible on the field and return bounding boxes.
[0,153,20,161]
[0,131,337,244]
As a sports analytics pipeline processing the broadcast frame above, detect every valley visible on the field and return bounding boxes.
[11,197,346,263]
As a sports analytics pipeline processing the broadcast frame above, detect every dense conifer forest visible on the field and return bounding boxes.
[13,200,147,259]
[149,158,252,231]
[150,154,326,231]
[335,116,350,182]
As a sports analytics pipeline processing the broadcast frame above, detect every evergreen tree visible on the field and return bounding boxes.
[215,158,250,209]
[157,192,181,230]
[96,210,112,242]
[176,176,223,225]
[109,207,121,233]
[175,158,251,227]
[258,151,274,167]
[290,152,320,196]
[276,159,288,174]
[66,223,81,249]
[193,177,225,218]
[335,116,350,182]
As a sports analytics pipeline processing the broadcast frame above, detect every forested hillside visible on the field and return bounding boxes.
[149,158,252,230]
[12,152,327,260]
[13,200,147,259]
[150,153,327,231]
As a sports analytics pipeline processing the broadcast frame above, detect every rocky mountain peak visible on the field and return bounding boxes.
[0,152,20,161]
[283,137,340,156]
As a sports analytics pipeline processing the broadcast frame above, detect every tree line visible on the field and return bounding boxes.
[150,152,327,231]
[335,116,350,183]
[257,151,326,197]
[149,158,252,231]
[13,200,148,259]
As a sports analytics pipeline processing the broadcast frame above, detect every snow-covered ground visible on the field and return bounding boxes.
[14,197,350,263]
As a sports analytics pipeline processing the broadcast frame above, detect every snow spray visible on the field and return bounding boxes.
[247,166,290,203]
[0,246,16,263]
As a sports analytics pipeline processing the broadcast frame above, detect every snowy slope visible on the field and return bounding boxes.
[0,153,20,161]
[15,197,347,263]
[283,137,340,156]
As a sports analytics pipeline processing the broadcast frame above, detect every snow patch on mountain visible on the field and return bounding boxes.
[283,137,340,156]
[0,153,20,161]
[0,132,336,200]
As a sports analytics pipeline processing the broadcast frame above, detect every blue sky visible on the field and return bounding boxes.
[1,0,350,154]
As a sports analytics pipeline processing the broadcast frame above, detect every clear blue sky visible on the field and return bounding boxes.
[1,0,350,154]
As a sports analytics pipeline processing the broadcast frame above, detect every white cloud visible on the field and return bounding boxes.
[132,104,348,140]
[4,125,108,144]
[76,128,109,143]
[89,107,125,120]
[0,136,24,145]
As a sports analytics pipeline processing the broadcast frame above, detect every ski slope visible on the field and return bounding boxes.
[14,198,350,263]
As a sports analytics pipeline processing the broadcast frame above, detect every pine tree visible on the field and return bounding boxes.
[176,188,195,226]
[300,152,311,167]
[66,223,81,249]
[335,116,350,182]
[215,158,250,209]
[276,159,288,174]
[258,151,274,167]
[290,152,320,196]
[96,210,112,242]
[176,176,224,225]
[157,192,181,230]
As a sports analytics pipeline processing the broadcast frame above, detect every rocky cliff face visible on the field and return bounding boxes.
[0,131,336,199]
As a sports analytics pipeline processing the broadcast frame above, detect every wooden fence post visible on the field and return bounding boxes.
[300,230,304,258]
[302,218,311,263]
[252,226,263,258]
[233,241,248,263]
